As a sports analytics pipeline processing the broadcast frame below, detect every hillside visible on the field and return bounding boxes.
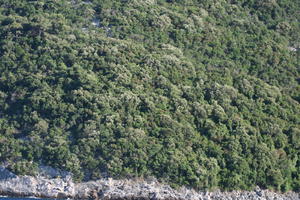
[0,0,299,192]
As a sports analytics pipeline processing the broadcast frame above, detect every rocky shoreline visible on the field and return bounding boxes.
[0,167,299,200]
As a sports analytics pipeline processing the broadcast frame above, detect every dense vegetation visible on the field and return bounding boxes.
[0,0,299,192]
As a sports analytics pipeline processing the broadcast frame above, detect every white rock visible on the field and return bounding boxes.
[0,167,299,199]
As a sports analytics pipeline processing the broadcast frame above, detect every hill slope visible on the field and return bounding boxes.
[0,0,299,192]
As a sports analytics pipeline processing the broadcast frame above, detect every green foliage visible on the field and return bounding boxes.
[0,0,299,192]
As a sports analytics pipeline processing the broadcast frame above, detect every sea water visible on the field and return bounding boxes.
[0,198,59,200]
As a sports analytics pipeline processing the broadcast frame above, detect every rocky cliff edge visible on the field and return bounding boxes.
[0,167,299,200]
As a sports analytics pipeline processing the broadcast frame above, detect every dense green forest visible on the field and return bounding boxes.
[0,0,299,192]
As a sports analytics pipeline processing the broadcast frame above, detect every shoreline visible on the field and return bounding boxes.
[0,168,299,200]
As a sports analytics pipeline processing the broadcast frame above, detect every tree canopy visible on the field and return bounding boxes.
[0,0,299,192]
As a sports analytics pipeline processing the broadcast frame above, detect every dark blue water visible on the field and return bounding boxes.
[0,198,57,200]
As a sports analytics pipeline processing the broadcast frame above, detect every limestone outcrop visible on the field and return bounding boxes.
[0,167,299,200]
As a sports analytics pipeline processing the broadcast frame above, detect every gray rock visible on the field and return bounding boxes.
[0,167,17,180]
[0,167,299,200]
[38,165,71,179]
